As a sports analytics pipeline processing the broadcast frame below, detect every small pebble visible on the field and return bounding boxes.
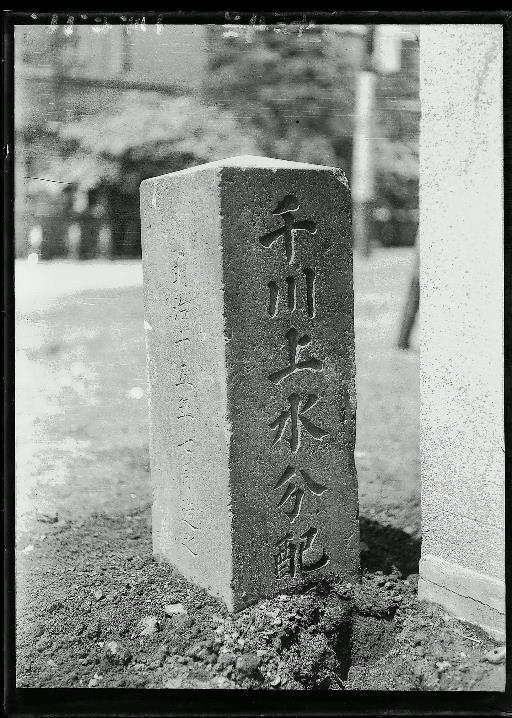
[164,603,187,616]
[431,644,445,659]
[413,630,427,646]
[439,630,453,645]
[236,653,261,677]
[35,636,51,652]
[88,674,102,687]
[271,675,281,686]
[483,646,506,665]
[165,677,183,689]
[93,589,103,601]
[436,660,451,673]
[412,662,425,677]
[217,652,236,669]
[138,616,159,636]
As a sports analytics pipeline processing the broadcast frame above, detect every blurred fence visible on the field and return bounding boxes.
[24,208,141,260]
[24,205,417,262]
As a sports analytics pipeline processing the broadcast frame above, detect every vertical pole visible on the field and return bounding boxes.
[352,26,376,258]
[50,27,66,125]
[397,243,419,349]
[122,26,132,73]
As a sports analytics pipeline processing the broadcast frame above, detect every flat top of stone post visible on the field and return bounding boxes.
[140,155,348,187]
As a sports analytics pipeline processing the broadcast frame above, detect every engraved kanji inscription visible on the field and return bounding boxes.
[170,249,185,285]
[176,362,193,388]
[268,327,324,385]
[177,438,194,453]
[268,281,279,317]
[173,330,190,346]
[181,515,198,556]
[177,396,194,421]
[259,195,317,265]
[269,393,329,453]
[273,527,329,579]
[274,465,327,522]
[286,276,296,312]
[172,294,189,321]
[266,268,316,319]
[303,267,316,318]
[179,436,199,557]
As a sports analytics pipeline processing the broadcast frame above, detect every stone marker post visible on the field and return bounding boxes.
[140,156,359,611]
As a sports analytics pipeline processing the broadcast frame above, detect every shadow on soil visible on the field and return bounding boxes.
[328,519,421,683]
[359,516,421,577]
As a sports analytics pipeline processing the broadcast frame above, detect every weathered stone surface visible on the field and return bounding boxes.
[140,156,359,611]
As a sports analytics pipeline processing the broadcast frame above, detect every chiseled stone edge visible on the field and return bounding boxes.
[419,554,505,641]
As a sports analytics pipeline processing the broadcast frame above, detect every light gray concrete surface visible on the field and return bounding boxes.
[141,156,359,611]
[418,26,504,638]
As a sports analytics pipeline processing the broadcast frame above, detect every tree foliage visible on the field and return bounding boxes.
[47,91,259,195]
[203,24,419,211]
[203,24,356,172]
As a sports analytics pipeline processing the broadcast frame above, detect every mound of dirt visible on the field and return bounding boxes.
[16,510,505,691]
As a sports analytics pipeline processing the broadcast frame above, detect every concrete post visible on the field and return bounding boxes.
[418,26,504,639]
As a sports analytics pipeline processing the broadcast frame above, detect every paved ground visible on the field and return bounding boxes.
[15,259,143,315]
[15,250,419,540]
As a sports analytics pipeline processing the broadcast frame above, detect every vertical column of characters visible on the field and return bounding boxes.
[170,249,199,557]
[258,194,331,581]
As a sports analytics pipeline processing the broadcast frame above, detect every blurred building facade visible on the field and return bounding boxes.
[15,24,207,258]
[15,22,419,260]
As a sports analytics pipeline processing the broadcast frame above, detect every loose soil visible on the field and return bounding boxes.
[16,510,505,691]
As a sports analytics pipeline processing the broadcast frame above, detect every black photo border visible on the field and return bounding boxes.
[3,8,511,717]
